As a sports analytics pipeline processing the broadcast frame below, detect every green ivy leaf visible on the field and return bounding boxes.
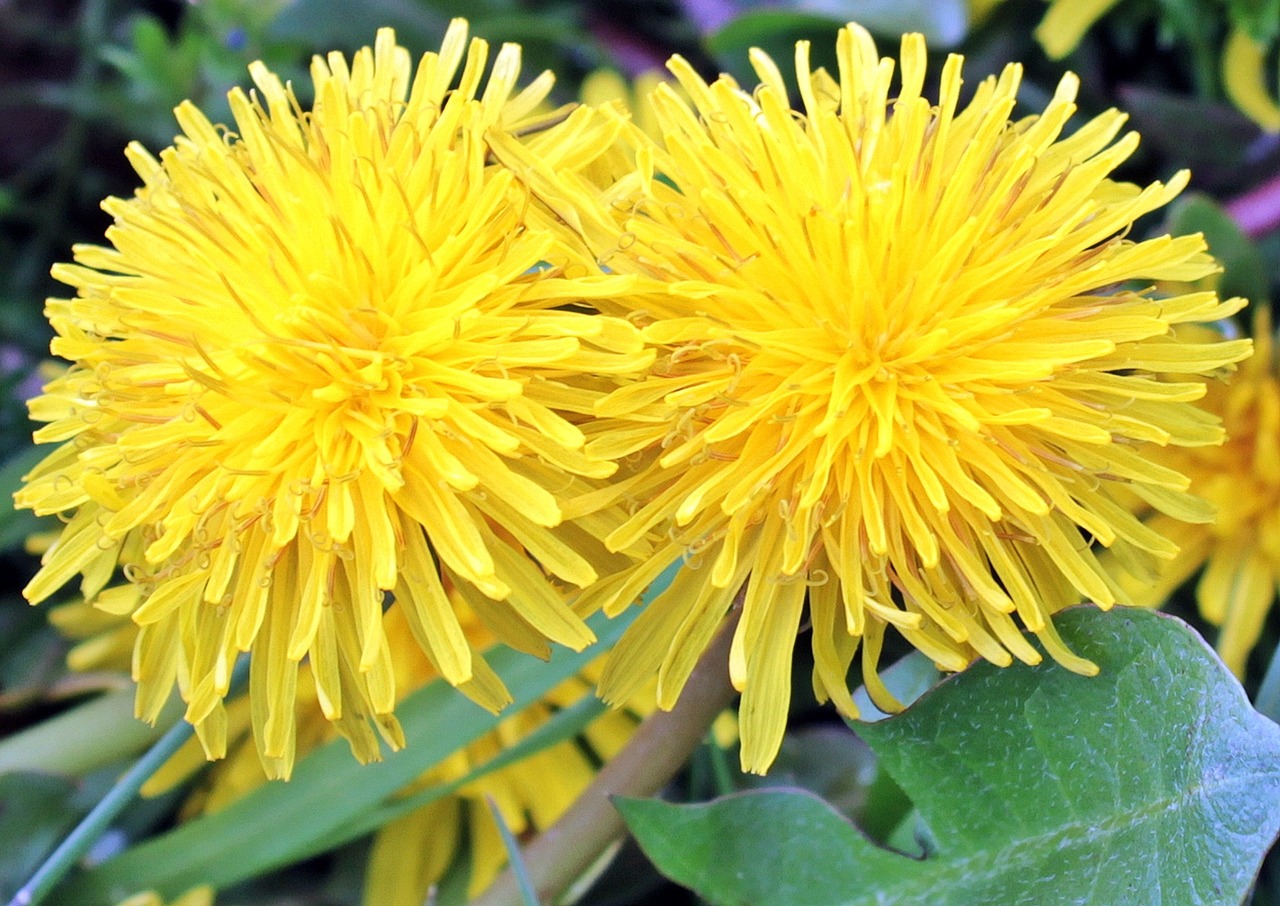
[618,607,1280,906]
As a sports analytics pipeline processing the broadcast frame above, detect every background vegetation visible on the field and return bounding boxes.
[4,1,1280,903]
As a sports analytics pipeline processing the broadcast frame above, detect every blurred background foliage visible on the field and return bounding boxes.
[3,0,1280,903]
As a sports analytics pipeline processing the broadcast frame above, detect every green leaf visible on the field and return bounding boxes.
[0,773,84,902]
[707,0,967,81]
[1117,86,1260,191]
[300,694,611,857]
[1167,193,1271,304]
[1226,0,1280,43]
[487,796,541,906]
[0,444,52,552]
[618,607,1280,906]
[58,605,643,904]
[268,0,521,54]
[746,652,937,838]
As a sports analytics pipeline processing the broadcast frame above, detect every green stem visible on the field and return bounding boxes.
[473,608,742,906]
[487,796,542,906]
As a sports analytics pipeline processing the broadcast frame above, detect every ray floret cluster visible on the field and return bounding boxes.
[17,22,650,776]
[552,24,1252,771]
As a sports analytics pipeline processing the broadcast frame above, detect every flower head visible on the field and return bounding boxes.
[562,24,1251,771]
[1116,310,1280,675]
[18,22,649,774]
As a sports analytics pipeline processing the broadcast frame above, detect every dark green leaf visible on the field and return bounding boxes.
[0,773,83,902]
[1226,0,1280,43]
[0,688,177,777]
[0,444,52,552]
[1167,193,1271,304]
[620,607,1280,905]
[707,0,967,83]
[268,0,522,54]
[0,600,65,710]
[1117,86,1260,192]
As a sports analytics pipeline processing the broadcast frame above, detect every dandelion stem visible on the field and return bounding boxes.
[473,608,742,906]
[6,657,250,906]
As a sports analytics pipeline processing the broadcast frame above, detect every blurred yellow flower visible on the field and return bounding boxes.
[1118,311,1280,675]
[114,887,213,906]
[1223,26,1280,133]
[580,68,670,140]
[17,21,650,778]
[967,0,1120,55]
[553,23,1250,772]
[1032,0,1122,60]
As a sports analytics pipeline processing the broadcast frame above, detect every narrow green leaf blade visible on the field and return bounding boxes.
[620,607,1280,906]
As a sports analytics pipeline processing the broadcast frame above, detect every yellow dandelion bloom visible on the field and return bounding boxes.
[17,21,650,777]
[548,24,1252,773]
[1118,311,1280,675]
[50,594,651,901]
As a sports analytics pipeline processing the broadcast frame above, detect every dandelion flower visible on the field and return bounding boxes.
[17,22,650,776]
[1117,311,1280,675]
[1032,0,1123,59]
[559,24,1251,772]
